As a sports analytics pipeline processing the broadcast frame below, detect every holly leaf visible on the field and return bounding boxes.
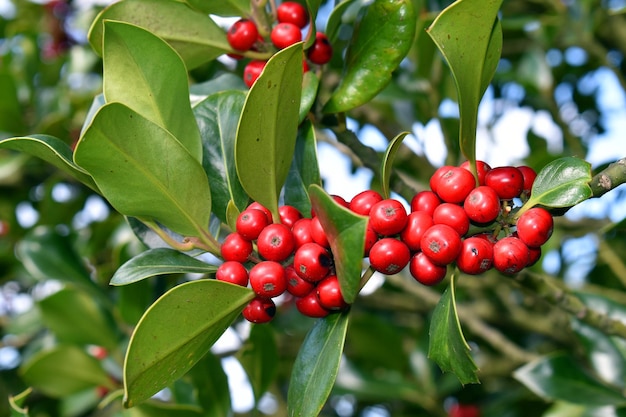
[238,324,278,402]
[380,131,411,199]
[284,121,321,216]
[428,275,480,384]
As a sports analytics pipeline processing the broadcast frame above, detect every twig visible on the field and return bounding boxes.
[589,157,626,197]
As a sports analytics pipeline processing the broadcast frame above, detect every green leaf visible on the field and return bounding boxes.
[110,248,217,286]
[124,401,204,417]
[88,0,230,69]
[74,102,211,237]
[522,156,593,211]
[0,135,98,191]
[187,352,231,417]
[428,276,479,384]
[514,352,626,406]
[238,324,278,402]
[308,185,367,304]
[287,311,350,417]
[299,71,320,123]
[323,0,416,113]
[380,131,410,199]
[9,388,31,417]
[123,280,254,407]
[284,121,321,216]
[0,71,25,133]
[194,91,249,224]
[21,345,113,398]
[426,0,503,166]
[235,43,303,220]
[38,286,118,350]
[102,21,202,162]
[183,0,249,16]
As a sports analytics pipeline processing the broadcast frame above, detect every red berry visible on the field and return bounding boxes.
[227,19,259,51]
[449,403,481,417]
[271,22,302,49]
[236,208,270,240]
[221,233,253,263]
[527,245,542,266]
[517,165,537,195]
[409,252,447,286]
[293,242,332,282]
[368,198,408,236]
[291,217,314,248]
[463,186,501,224]
[456,237,494,275]
[310,216,330,248]
[516,207,553,248]
[420,224,462,266]
[433,203,470,236]
[368,238,411,275]
[400,211,434,251]
[276,1,309,29]
[248,202,273,222]
[307,32,333,64]
[316,275,348,310]
[216,261,249,286]
[349,189,383,216]
[363,225,379,256]
[460,160,492,186]
[410,190,441,216]
[296,289,330,318]
[243,296,276,323]
[279,205,303,227]
[257,223,295,261]
[492,236,529,274]
[285,264,315,297]
[249,261,287,298]
[243,60,266,88]
[429,165,454,195]
[432,167,476,204]
[485,166,524,199]
[331,194,350,209]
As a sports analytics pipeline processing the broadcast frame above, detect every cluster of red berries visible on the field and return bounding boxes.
[225,1,333,87]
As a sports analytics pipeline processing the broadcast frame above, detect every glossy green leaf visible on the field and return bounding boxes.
[380,131,410,199]
[428,276,479,384]
[9,388,31,417]
[309,185,367,304]
[238,324,278,402]
[118,280,153,326]
[187,352,231,417]
[0,135,98,191]
[235,43,303,220]
[287,311,350,417]
[183,0,249,16]
[284,121,321,216]
[88,0,229,69]
[38,286,118,349]
[74,102,211,237]
[123,280,254,407]
[325,0,359,42]
[194,91,249,224]
[426,0,503,167]
[514,352,626,406]
[299,71,320,123]
[124,401,204,417]
[21,345,113,398]
[523,157,593,211]
[102,21,202,162]
[80,94,106,137]
[110,248,217,286]
[323,0,416,113]
[0,71,24,134]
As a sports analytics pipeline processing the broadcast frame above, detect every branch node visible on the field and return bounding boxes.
[599,174,612,190]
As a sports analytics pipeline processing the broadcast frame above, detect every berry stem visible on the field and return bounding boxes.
[358,266,376,291]
[251,0,273,38]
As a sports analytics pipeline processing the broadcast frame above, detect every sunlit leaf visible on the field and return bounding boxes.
[381,131,410,199]
[299,71,320,123]
[124,401,204,417]
[183,0,249,16]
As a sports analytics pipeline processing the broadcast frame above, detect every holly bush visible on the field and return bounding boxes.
[1,0,626,416]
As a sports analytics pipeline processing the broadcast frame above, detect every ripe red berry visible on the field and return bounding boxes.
[433,203,470,236]
[285,264,315,297]
[243,296,276,323]
[236,208,270,240]
[516,207,553,248]
[349,189,383,216]
[527,245,542,266]
[291,217,314,248]
[460,160,492,186]
[216,261,249,286]
[271,22,302,49]
[276,1,309,28]
[296,289,330,318]
[485,166,524,199]
[307,32,333,65]
[432,167,476,204]
[410,190,441,215]
[227,19,259,51]
[221,233,253,263]
[368,198,408,236]
[368,238,411,275]
[243,60,266,87]
[409,252,447,286]
[316,275,348,310]
[248,202,273,222]
[420,224,462,266]
[279,205,303,228]
[456,236,494,275]
[492,236,530,274]
[517,165,537,195]
[448,403,481,417]
[363,225,379,256]
[293,242,332,282]
[429,165,454,195]
[249,261,287,298]
[400,211,434,251]
[310,216,330,248]
[257,223,296,261]
[463,185,501,224]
